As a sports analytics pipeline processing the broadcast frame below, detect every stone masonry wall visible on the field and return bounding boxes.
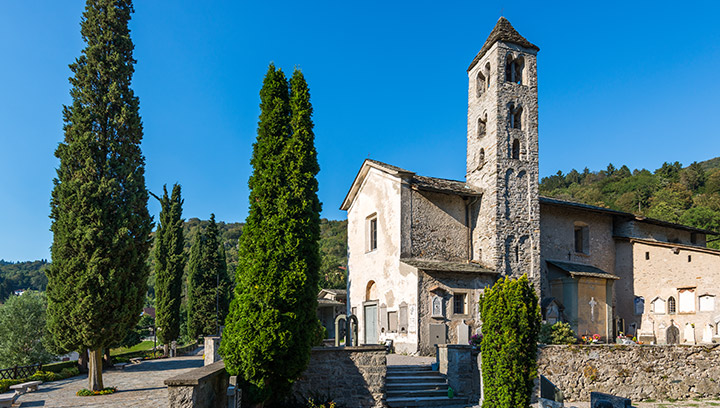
[538,344,720,402]
[293,346,387,408]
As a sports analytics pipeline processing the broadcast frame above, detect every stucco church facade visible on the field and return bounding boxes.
[340,17,720,355]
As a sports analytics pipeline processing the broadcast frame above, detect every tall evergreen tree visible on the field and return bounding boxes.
[47,0,152,391]
[221,65,322,404]
[154,184,185,353]
[187,214,229,338]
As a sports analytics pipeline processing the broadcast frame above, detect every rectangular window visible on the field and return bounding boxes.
[453,293,467,315]
[367,215,377,252]
[387,311,398,332]
[574,224,589,254]
[645,252,650,260]
[678,288,696,313]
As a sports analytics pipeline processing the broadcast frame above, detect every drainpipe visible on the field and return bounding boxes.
[465,196,479,262]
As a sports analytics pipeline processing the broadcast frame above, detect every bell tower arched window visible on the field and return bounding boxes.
[477,116,486,138]
[511,105,522,129]
[505,55,524,85]
[476,71,486,97]
[484,62,491,89]
[512,139,520,159]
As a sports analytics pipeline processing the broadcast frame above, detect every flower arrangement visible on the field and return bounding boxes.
[76,387,117,396]
[469,333,483,347]
[581,334,601,344]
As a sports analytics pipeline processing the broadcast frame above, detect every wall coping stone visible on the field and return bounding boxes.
[311,345,387,352]
[437,344,473,349]
[164,361,226,386]
[539,344,719,349]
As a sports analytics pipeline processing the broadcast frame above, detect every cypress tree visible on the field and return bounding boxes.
[47,0,152,391]
[221,65,322,404]
[479,275,541,408]
[187,214,229,338]
[155,184,185,352]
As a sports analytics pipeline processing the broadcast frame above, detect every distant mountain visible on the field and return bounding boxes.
[698,156,720,172]
[0,259,49,302]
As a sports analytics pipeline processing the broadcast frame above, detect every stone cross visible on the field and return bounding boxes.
[589,297,598,323]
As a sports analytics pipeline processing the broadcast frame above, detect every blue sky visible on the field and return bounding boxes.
[1,1,719,261]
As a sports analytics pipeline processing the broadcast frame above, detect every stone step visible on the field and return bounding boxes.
[386,370,441,377]
[387,365,433,371]
[386,395,470,408]
[386,382,448,390]
[386,376,446,384]
[386,388,449,398]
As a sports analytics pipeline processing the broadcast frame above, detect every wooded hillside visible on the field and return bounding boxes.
[540,158,720,248]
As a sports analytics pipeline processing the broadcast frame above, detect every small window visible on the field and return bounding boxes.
[367,216,378,252]
[668,296,676,314]
[574,223,589,254]
[453,293,467,315]
[645,252,650,260]
[476,71,486,97]
[478,148,485,169]
[512,139,520,159]
[477,116,486,138]
[688,255,692,262]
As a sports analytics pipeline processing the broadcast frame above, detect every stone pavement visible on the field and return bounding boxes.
[16,350,203,407]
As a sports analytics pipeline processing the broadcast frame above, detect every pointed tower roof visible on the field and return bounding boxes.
[467,17,539,72]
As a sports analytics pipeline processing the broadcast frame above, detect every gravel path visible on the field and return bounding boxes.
[16,351,203,407]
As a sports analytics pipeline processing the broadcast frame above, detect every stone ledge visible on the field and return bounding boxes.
[164,361,226,386]
[437,344,473,349]
[311,345,387,352]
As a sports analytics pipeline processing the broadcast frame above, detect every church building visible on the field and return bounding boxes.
[340,17,720,355]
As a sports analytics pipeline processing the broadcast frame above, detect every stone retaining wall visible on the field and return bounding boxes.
[293,346,387,408]
[538,344,720,402]
[165,360,228,408]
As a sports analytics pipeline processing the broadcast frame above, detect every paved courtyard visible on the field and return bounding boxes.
[16,350,203,407]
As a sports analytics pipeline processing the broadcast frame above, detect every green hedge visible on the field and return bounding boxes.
[43,360,77,373]
[479,275,541,408]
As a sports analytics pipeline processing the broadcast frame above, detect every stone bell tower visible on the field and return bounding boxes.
[466,17,541,285]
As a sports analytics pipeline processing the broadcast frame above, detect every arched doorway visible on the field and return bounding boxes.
[364,281,379,344]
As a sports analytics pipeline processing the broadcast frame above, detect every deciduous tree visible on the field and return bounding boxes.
[0,292,56,367]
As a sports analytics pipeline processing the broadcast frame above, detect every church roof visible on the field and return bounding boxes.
[340,159,482,210]
[409,175,482,197]
[540,196,719,236]
[546,260,620,280]
[467,17,539,72]
[401,257,496,274]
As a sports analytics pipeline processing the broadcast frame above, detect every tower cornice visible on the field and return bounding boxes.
[467,17,539,72]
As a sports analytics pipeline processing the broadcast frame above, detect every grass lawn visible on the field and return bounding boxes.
[110,340,155,356]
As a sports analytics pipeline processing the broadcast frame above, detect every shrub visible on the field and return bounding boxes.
[315,322,328,346]
[29,370,59,382]
[76,387,117,396]
[43,360,77,373]
[539,322,577,345]
[479,275,541,408]
[0,379,23,393]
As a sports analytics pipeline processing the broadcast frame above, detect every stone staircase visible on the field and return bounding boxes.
[385,365,470,408]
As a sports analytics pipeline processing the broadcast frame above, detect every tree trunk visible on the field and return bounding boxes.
[103,348,113,368]
[77,349,89,374]
[88,348,104,391]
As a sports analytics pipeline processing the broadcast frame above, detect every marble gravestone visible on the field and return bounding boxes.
[684,323,696,345]
[457,320,469,345]
[703,324,714,344]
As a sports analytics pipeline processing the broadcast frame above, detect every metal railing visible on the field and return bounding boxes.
[0,363,42,380]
